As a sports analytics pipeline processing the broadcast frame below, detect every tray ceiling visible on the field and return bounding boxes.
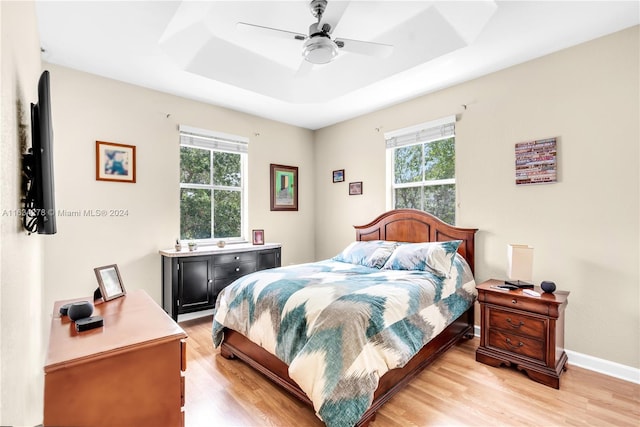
[35,1,639,129]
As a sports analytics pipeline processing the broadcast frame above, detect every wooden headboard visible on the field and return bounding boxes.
[355,209,478,273]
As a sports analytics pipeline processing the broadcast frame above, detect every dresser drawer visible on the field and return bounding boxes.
[215,252,256,265]
[489,308,545,339]
[484,292,552,316]
[214,261,256,279]
[488,329,545,362]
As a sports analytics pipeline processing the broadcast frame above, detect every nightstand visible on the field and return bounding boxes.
[475,279,569,388]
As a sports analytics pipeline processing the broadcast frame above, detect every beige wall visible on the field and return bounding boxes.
[314,26,639,368]
[43,64,315,313]
[1,8,636,425]
[0,1,45,425]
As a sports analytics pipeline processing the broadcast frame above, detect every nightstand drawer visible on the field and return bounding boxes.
[484,292,551,316]
[488,329,545,362]
[489,308,545,339]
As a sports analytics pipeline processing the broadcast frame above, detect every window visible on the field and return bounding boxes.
[179,125,248,242]
[385,116,456,225]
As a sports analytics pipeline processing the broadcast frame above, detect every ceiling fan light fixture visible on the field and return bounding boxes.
[302,36,338,64]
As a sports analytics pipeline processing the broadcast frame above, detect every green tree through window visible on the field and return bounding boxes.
[179,129,247,241]
[387,118,456,224]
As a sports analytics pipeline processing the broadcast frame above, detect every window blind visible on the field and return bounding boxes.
[179,125,248,153]
[384,115,455,149]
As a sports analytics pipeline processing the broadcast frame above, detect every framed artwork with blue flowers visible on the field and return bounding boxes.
[96,141,136,183]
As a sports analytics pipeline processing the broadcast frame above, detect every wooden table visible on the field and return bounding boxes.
[44,289,187,426]
[475,279,569,388]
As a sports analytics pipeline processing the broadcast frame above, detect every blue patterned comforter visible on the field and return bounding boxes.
[212,255,476,427]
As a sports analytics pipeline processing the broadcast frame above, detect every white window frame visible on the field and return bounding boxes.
[179,125,249,243]
[385,116,456,215]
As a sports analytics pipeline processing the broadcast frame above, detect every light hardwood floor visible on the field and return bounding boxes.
[181,316,639,426]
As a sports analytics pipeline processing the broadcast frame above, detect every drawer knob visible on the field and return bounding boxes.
[235,256,240,260]
[512,299,517,304]
[505,337,524,349]
[506,317,524,328]
[235,267,240,272]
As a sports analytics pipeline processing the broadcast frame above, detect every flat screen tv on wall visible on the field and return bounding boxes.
[23,70,56,234]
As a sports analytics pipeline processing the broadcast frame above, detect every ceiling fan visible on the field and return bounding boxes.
[237,0,393,65]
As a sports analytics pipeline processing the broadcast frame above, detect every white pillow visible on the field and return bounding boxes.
[382,240,462,277]
[332,240,398,269]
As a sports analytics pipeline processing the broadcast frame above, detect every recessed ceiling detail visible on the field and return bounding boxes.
[159,1,497,103]
[35,1,639,129]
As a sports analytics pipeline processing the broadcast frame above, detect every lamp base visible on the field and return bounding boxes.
[504,280,534,289]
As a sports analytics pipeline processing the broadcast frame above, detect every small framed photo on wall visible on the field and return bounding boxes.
[349,181,363,195]
[332,169,345,183]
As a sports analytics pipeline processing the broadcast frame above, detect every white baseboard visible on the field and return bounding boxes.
[472,325,639,384]
[474,324,481,338]
[177,309,214,323]
[564,349,640,384]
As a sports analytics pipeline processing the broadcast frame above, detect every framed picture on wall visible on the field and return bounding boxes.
[270,164,298,211]
[349,181,363,195]
[515,137,557,185]
[96,141,136,183]
[332,169,345,183]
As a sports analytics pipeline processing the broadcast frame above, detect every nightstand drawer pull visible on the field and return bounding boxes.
[512,299,517,304]
[506,317,524,328]
[505,337,524,349]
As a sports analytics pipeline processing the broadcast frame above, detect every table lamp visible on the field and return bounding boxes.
[506,244,534,288]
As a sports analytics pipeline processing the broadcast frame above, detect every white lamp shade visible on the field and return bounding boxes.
[507,244,534,282]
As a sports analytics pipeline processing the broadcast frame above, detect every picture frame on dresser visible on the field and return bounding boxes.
[94,264,127,301]
[252,229,264,245]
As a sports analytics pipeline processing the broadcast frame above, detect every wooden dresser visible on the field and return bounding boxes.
[475,279,569,388]
[44,289,188,427]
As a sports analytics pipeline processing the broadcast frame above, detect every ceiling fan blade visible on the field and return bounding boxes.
[335,38,393,58]
[236,22,307,42]
[320,1,349,35]
[295,59,314,78]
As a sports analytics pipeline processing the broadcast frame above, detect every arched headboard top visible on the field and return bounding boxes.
[354,209,478,273]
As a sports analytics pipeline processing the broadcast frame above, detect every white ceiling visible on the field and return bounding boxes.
[35,1,639,130]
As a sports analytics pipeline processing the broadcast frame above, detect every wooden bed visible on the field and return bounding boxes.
[219,209,478,426]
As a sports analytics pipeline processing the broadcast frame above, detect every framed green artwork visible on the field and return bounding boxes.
[270,163,298,211]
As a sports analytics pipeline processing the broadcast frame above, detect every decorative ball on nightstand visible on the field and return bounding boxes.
[541,280,556,293]
[67,301,94,321]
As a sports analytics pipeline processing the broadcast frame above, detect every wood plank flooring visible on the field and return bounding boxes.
[181,316,639,426]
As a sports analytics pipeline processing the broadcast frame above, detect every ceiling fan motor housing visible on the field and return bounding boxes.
[310,0,328,19]
[303,35,338,64]
[303,1,337,64]
[240,0,391,65]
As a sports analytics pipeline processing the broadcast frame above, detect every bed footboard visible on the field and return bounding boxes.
[219,305,474,426]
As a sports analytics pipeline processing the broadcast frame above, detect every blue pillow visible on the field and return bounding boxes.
[332,240,398,269]
[382,240,462,277]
